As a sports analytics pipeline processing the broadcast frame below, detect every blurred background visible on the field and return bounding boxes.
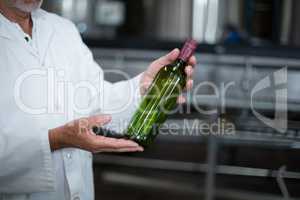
[42,0,300,200]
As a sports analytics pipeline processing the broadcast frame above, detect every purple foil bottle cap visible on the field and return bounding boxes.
[178,39,198,62]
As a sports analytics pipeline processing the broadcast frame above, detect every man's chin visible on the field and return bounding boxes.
[13,0,43,13]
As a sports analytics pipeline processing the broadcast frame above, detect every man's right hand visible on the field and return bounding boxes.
[48,115,144,153]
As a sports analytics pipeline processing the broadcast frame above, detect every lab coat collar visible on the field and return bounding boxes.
[0,8,46,40]
[31,9,47,20]
[0,11,13,39]
[0,9,55,66]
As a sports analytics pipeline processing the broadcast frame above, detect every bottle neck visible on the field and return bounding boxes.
[175,58,188,70]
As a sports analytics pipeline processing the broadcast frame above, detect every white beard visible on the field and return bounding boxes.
[12,0,43,13]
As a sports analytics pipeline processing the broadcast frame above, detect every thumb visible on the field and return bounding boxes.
[157,48,180,66]
[88,115,111,128]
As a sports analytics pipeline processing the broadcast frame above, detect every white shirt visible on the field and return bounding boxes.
[0,9,141,200]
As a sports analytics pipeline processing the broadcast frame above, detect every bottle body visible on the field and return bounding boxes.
[125,59,187,146]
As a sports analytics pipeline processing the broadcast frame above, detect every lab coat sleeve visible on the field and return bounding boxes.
[0,120,55,193]
[70,23,142,132]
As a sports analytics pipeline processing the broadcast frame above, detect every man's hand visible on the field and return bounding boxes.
[141,48,197,103]
[49,115,144,153]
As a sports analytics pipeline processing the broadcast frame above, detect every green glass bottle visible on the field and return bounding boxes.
[124,40,198,147]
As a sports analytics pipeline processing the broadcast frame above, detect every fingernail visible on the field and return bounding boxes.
[170,48,179,54]
[185,66,192,75]
[138,147,144,152]
[128,142,139,147]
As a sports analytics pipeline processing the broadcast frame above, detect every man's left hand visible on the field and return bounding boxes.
[140,48,197,104]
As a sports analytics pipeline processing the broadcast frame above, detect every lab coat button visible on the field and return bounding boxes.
[67,153,72,159]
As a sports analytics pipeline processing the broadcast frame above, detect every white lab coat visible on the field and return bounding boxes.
[0,9,141,200]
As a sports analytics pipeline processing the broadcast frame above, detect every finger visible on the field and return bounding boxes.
[95,136,140,149]
[185,79,194,91]
[181,79,193,92]
[140,78,152,91]
[146,48,180,78]
[177,95,186,104]
[188,55,197,66]
[185,65,194,78]
[100,147,144,153]
[156,48,180,66]
[88,115,111,128]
